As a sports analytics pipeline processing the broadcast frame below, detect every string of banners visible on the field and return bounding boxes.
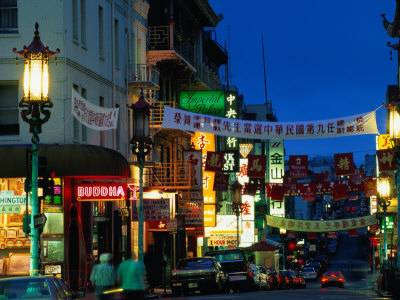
[161,106,379,140]
[266,214,377,232]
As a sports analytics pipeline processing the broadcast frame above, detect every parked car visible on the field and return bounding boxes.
[256,266,272,290]
[300,267,318,281]
[0,276,76,299]
[277,270,290,290]
[170,257,229,296]
[205,249,253,292]
[307,261,323,276]
[321,271,345,288]
[265,268,279,289]
[248,263,263,290]
[293,270,306,289]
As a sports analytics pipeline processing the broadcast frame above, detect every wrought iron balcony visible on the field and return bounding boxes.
[148,26,195,67]
[193,59,222,90]
[150,161,193,190]
[128,64,160,89]
[149,100,181,128]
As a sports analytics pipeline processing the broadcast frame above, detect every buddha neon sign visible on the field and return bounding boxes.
[76,183,126,201]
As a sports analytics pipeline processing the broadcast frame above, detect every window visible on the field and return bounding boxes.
[114,19,119,67]
[0,82,19,136]
[80,0,86,45]
[98,6,104,57]
[0,0,18,34]
[72,0,78,40]
[99,97,105,146]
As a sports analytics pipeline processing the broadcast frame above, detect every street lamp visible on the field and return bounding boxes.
[13,23,59,276]
[129,89,153,262]
[388,103,400,271]
[377,177,391,266]
[232,180,242,248]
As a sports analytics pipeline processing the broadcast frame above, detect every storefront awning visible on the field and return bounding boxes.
[0,144,131,179]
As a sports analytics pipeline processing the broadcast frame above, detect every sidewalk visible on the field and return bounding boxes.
[80,287,172,299]
[368,270,393,299]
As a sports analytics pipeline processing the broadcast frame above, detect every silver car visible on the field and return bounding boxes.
[300,267,318,280]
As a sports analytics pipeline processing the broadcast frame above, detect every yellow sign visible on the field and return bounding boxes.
[204,204,216,227]
[378,134,393,149]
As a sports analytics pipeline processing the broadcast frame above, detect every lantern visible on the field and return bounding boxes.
[130,90,153,141]
[389,104,400,141]
[232,180,242,206]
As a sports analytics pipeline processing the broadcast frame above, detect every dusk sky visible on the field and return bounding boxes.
[209,1,397,167]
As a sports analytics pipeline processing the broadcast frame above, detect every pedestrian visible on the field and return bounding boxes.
[116,254,147,300]
[90,253,115,300]
[144,245,160,293]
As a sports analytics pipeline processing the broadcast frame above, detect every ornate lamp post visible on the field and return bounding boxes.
[129,90,152,262]
[388,103,400,271]
[232,180,242,248]
[377,177,391,266]
[13,23,59,276]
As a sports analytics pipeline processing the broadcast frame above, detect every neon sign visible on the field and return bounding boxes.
[75,183,127,201]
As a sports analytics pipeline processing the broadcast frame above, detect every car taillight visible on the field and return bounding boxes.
[321,277,328,283]
[286,278,289,283]
[338,278,344,282]
[331,274,336,277]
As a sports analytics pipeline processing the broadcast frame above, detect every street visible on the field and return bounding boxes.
[162,233,386,300]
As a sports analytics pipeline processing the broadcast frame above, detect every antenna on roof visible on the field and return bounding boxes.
[261,33,268,104]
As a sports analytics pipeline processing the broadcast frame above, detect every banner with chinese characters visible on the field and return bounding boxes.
[72,89,119,130]
[266,214,377,232]
[162,106,379,140]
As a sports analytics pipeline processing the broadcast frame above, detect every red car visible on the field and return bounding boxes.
[321,271,345,288]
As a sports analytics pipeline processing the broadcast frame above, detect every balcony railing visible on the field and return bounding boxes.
[148,26,195,66]
[128,64,160,89]
[194,59,222,90]
[149,100,181,128]
[150,161,193,190]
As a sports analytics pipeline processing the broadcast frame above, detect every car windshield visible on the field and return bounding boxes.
[0,278,50,298]
[178,258,214,269]
[207,251,244,261]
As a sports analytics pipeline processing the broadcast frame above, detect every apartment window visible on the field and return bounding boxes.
[99,97,105,146]
[114,19,119,67]
[80,0,86,45]
[81,88,87,143]
[0,0,18,34]
[98,6,104,57]
[0,82,19,135]
[72,0,78,40]
[73,84,80,141]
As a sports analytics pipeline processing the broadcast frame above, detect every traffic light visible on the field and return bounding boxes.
[286,239,297,251]
[22,214,31,235]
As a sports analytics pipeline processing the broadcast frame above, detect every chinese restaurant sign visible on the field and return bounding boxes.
[289,155,308,178]
[75,183,127,201]
[225,91,239,150]
[269,140,284,183]
[132,198,170,221]
[266,214,377,232]
[179,90,225,117]
[162,106,379,140]
[72,89,119,130]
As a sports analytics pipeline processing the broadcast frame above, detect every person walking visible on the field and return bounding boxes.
[90,253,115,300]
[116,254,147,300]
[144,245,160,293]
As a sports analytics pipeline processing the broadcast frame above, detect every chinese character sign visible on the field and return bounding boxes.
[183,151,203,190]
[289,155,308,178]
[334,153,355,176]
[378,134,393,150]
[205,151,225,172]
[376,149,396,172]
[225,91,239,150]
[269,140,284,183]
[247,155,267,178]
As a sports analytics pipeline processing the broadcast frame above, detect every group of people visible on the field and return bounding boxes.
[90,247,158,300]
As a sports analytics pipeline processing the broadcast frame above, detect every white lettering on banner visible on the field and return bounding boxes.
[72,89,119,130]
[162,106,379,140]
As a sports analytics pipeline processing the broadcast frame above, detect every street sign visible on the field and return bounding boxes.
[34,214,47,229]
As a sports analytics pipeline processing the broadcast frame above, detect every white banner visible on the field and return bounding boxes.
[72,89,119,130]
[161,106,379,140]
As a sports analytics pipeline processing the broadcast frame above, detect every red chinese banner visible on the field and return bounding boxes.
[271,184,285,201]
[289,155,308,178]
[247,155,267,178]
[363,178,377,197]
[307,232,317,239]
[333,182,347,200]
[376,149,397,172]
[315,172,330,182]
[334,153,355,176]
[205,151,225,172]
[297,182,316,201]
[316,181,333,195]
[213,173,229,191]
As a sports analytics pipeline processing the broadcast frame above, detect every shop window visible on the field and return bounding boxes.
[42,213,63,235]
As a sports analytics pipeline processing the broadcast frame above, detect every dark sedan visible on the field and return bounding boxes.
[0,276,76,299]
[170,257,229,296]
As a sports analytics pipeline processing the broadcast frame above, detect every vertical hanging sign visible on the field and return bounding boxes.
[225,91,239,150]
[269,140,284,183]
